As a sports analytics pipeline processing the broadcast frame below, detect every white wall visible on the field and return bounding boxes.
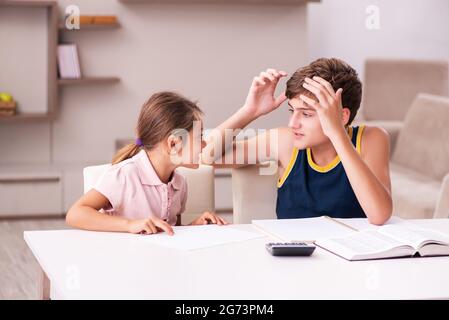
[307,0,449,80]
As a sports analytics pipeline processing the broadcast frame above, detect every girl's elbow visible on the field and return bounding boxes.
[65,206,78,227]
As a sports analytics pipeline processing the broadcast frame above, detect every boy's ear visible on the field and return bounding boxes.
[342,107,351,127]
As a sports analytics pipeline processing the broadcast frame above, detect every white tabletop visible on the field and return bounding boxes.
[24,219,449,299]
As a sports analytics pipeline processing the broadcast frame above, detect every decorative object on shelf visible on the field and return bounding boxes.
[77,15,117,25]
[0,92,17,117]
[57,44,81,79]
[60,15,119,30]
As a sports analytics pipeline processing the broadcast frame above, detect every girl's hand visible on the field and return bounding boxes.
[242,68,288,119]
[300,76,347,140]
[190,211,229,226]
[127,217,174,235]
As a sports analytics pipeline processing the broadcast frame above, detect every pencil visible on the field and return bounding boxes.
[323,215,359,232]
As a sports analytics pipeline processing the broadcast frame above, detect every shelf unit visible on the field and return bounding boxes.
[0,1,120,122]
[0,0,58,123]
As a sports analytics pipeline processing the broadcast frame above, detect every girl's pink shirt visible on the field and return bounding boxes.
[94,150,187,225]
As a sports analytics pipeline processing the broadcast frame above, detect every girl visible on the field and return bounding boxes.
[66,91,228,235]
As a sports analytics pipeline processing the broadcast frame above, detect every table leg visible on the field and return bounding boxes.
[37,266,50,300]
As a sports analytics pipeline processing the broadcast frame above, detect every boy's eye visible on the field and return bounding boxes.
[288,108,294,113]
[302,112,311,117]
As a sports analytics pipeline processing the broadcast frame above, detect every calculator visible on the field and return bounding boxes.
[265,242,316,256]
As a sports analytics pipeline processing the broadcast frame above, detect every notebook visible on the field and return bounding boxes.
[316,225,449,261]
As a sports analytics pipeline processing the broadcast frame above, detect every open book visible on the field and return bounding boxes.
[316,225,449,261]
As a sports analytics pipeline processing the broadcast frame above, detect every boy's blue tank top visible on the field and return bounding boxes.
[276,125,366,219]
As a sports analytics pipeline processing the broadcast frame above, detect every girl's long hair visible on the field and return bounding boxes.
[112,91,203,164]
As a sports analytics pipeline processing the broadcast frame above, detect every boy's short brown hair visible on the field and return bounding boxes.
[286,58,362,125]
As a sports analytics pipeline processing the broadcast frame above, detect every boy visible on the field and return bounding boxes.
[203,58,392,225]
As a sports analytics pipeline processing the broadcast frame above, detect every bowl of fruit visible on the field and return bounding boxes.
[0,92,17,116]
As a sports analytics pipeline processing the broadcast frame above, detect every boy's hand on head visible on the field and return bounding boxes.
[190,211,229,226]
[127,217,174,235]
[300,76,347,140]
[243,68,288,119]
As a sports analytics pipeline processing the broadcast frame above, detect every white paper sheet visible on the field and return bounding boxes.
[252,217,356,242]
[141,225,265,250]
[252,216,409,242]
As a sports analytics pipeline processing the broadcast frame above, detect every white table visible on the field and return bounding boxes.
[24,219,449,300]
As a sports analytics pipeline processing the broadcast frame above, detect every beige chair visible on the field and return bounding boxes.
[83,164,215,224]
[355,59,448,153]
[391,94,449,219]
[83,164,112,194]
[231,163,278,224]
[176,166,215,224]
[435,174,449,218]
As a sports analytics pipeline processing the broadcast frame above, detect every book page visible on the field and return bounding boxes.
[316,230,413,260]
[329,230,406,254]
[378,225,449,249]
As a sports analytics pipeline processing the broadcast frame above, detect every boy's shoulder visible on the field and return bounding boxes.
[274,127,295,168]
[360,125,390,157]
[360,125,389,144]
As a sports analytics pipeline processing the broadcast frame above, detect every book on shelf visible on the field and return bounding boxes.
[57,44,81,79]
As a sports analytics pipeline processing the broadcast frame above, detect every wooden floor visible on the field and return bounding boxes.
[0,218,68,300]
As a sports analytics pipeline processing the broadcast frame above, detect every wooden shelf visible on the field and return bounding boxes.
[1,1,58,8]
[57,15,121,89]
[0,112,55,123]
[58,77,120,86]
[58,22,120,31]
[119,0,319,3]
